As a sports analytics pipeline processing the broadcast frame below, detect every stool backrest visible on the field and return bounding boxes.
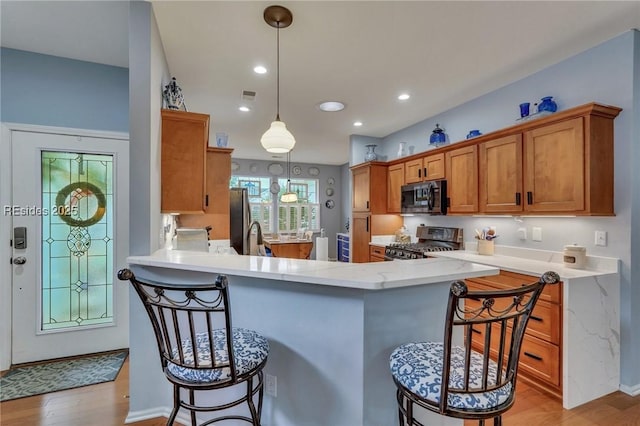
[440,271,560,415]
[118,269,236,380]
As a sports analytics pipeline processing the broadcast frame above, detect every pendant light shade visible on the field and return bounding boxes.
[281,150,298,203]
[261,120,296,153]
[262,5,295,154]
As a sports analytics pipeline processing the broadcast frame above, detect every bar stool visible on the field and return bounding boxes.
[118,269,269,425]
[389,271,560,426]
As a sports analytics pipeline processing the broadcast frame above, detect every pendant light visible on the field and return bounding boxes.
[281,150,298,203]
[261,5,296,154]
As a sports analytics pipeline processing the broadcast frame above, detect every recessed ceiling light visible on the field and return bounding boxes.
[254,65,267,74]
[353,121,363,127]
[398,93,410,101]
[318,101,345,112]
[239,106,251,112]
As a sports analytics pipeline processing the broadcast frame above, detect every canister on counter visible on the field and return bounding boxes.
[563,244,586,269]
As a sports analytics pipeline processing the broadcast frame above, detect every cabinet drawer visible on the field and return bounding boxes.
[519,334,561,387]
[464,291,560,345]
[369,245,386,257]
[467,270,561,304]
[466,319,560,388]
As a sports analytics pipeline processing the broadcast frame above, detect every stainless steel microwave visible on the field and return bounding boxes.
[401,180,448,215]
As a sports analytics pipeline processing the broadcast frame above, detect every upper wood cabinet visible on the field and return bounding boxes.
[523,118,585,213]
[477,103,620,215]
[387,163,404,213]
[351,162,387,213]
[405,153,445,184]
[479,134,523,213]
[446,145,478,214]
[161,110,209,214]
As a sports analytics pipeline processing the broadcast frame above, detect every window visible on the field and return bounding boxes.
[230,175,320,233]
[278,178,320,232]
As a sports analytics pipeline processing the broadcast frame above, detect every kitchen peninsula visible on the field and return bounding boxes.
[124,250,498,426]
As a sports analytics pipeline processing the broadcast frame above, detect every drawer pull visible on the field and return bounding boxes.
[524,351,543,361]
[530,315,543,322]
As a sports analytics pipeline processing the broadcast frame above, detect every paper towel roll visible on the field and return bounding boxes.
[315,237,329,261]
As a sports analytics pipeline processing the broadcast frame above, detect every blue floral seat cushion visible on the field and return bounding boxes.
[390,341,512,410]
[166,328,269,383]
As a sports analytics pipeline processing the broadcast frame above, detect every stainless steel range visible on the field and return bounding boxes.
[384,226,464,260]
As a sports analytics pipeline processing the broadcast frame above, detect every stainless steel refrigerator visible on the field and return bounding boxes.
[230,188,251,255]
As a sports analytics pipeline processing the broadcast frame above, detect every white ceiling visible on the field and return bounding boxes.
[2,1,639,165]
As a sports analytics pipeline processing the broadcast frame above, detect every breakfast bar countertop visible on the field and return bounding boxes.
[126,248,498,291]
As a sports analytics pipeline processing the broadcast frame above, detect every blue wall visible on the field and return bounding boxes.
[0,48,128,132]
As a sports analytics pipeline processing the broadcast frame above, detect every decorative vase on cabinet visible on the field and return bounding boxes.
[538,96,558,113]
[397,142,407,158]
[365,144,378,161]
[430,124,447,146]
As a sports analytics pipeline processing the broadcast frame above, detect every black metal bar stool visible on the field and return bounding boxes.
[118,269,269,425]
[390,271,560,426]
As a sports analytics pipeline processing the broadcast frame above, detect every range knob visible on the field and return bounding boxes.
[411,253,418,259]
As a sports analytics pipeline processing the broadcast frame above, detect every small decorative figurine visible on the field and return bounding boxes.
[163,77,186,111]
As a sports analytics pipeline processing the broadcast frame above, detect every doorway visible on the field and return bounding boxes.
[4,126,129,365]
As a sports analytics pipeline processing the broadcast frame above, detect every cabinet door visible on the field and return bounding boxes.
[205,148,232,238]
[524,117,584,212]
[387,163,404,213]
[352,166,371,211]
[446,145,478,213]
[404,158,423,184]
[351,213,371,263]
[424,153,445,180]
[161,110,209,214]
[479,134,523,213]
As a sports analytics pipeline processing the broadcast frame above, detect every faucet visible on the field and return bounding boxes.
[246,220,264,255]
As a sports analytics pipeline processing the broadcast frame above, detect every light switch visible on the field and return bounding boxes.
[532,227,542,242]
[595,230,607,246]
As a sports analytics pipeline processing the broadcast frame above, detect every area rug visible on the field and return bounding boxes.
[0,349,128,402]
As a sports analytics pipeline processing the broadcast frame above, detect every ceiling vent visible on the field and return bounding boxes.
[242,90,256,101]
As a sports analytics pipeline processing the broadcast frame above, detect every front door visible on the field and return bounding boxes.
[10,129,129,364]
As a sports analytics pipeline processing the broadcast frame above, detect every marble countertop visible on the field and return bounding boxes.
[127,249,498,291]
[428,243,619,280]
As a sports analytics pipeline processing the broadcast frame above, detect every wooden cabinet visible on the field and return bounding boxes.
[479,134,523,213]
[477,103,620,215]
[387,163,404,213]
[523,117,585,213]
[161,110,209,214]
[174,147,234,240]
[405,153,445,184]
[369,245,386,262]
[445,145,478,213]
[351,213,371,263]
[466,270,563,399]
[351,162,387,213]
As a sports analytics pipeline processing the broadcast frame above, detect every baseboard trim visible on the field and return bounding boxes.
[620,383,640,396]
[125,407,189,426]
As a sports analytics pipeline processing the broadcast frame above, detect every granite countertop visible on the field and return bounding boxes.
[428,242,619,280]
[127,249,498,291]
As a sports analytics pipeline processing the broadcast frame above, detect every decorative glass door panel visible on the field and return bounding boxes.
[41,151,114,331]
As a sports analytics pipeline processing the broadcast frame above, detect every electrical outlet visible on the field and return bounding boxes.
[532,227,542,242]
[517,227,527,240]
[595,230,607,247]
[265,374,277,397]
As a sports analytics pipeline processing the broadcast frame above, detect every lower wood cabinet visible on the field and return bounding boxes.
[351,213,371,263]
[369,245,386,262]
[465,270,563,399]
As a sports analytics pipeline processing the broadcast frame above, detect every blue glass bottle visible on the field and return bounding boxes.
[430,124,446,146]
[538,96,558,113]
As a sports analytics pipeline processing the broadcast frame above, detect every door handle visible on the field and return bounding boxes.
[418,168,421,178]
[515,192,521,206]
[423,167,427,178]
[366,217,369,232]
[527,191,533,205]
[12,256,27,265]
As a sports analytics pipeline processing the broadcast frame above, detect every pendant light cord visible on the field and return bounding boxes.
[276,23,280,121]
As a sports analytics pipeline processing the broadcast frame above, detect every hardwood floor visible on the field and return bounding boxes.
[2,356,640,425]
